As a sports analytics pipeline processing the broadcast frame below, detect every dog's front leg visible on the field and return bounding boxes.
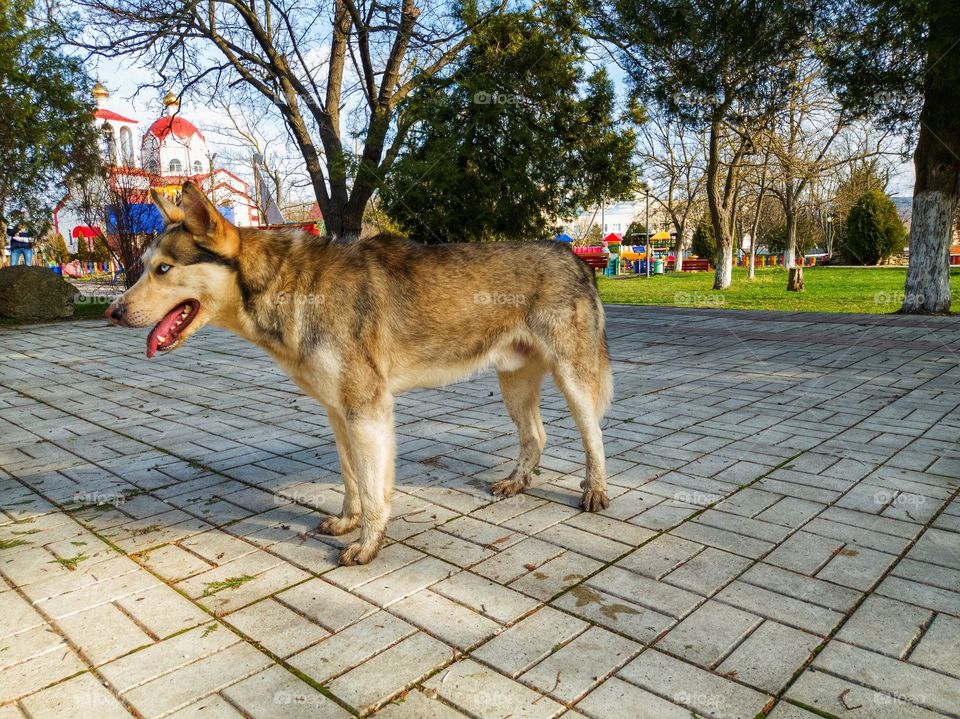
[316,408,362,536]
[337,401,395,565]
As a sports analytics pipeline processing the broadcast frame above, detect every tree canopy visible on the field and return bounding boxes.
[0,0,99,226]
[379,10,636,243]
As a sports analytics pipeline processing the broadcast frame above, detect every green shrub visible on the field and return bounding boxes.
[690,214,716,259]
[843,190,906,265]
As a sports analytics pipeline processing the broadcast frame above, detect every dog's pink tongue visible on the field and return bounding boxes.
[146,306,184,358]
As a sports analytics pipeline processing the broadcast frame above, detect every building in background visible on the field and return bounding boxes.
[55,83,259,252]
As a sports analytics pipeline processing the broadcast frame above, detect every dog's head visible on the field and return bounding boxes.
[106,182,241,358]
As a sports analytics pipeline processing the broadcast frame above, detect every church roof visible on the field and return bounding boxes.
[146,115,205,143]
[94,108,138,124]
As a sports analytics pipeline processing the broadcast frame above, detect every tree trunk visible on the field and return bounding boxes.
[783,182,797,269]
[787,266,804,292]
[673,231,684,272]
[901,0,960,314]
[748,237,756,279]
[714,242,733,289]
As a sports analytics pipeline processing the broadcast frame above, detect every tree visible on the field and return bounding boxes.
[79,0,507,242]
[379,10,636,243]
[636,112,706,271]
[0,0,99,228]
[830,158,889,256]
[594,0,817,289]
[823,0,960,313]
[690,214,716,260]
[844,189,907,265]
[624,220,648,244]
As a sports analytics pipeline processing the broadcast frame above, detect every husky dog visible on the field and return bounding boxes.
[107,182,613,565]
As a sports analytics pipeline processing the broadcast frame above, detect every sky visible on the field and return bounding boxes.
[93,50,917,203]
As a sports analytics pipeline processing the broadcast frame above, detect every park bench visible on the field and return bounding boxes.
[671,258,710,272]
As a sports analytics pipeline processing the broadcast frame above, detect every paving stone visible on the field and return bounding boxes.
[276,578,377,632]
[765,531,843,575]
[18,671,131,719]
[139,544,211,581]
[164,694,246,718]
[520,625,640,703]
[813,640,960,716]
[122,641,271,718]
[404,528,495,567]
[835,595,930,657]
[424,659,564,719]
[662,547,752,595]
[327,631,451,714]
[715,581,845,635]
[391,589,499,649]
[574,676,692,719]
[472,537,565,584]
[432,570,539,623]
[786,667,949,719]
[909,613,960,677]
[353,557,458,607]
[615,534,703,579]
[875,575,960,615]
[552,585,673,644]
[535,523,632,562]
[716,620,820,693]
[99,623,239,692]
[671,522,775,559]
[288,611,416,683]
[586,566,702,618]
[656,600,761,668]
[618,649,770,719]
[472,606,588,677]
[225,597,329,657]
[509,550,604,601]
[55,601,153,665]
[815,545,898,591]
[373,688,469,718]
[221,664,350,718]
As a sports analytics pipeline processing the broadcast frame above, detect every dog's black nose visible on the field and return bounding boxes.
[107,303,127,324]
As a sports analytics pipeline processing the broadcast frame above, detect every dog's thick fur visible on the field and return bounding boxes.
[108,182,613,565]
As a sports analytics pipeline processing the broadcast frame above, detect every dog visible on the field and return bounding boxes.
[106,182,613,565]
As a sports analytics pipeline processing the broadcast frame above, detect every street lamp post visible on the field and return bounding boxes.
[826,215,834,259]
[643,179,651,278]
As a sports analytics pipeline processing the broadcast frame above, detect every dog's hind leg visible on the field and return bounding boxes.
[338,398,395,565]
[553,361,609,512]
[316,408,362,536]
[492,356,548,498]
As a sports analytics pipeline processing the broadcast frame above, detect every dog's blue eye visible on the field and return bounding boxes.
[157,264,172,275]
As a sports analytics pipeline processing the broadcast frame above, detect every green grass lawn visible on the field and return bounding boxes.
[597,266,960,314]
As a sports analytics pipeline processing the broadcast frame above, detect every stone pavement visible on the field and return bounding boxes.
[0,305,959,719]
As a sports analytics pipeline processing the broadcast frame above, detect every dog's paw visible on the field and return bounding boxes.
[338,541,380,566]
[316,515,360,536]
[580,487,610,512]
[491,477,525,498]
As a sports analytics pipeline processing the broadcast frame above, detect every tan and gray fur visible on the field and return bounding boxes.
[108,182,613,565]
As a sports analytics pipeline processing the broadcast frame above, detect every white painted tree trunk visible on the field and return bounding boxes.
[713,244,733,289]
[902,190,956,313]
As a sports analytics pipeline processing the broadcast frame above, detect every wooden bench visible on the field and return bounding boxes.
[574,252,610,272]
[669,258,710,272]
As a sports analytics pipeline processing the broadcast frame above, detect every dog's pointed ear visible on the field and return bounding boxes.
[151,189,184,224]
[180,181,239,256]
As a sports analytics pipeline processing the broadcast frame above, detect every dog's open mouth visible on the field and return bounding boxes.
[146,300,200,358]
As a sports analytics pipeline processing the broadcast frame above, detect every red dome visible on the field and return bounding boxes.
[146,116,205,143]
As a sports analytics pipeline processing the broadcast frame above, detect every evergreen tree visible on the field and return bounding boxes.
[844,190,907,265]
[690,215,716,260]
